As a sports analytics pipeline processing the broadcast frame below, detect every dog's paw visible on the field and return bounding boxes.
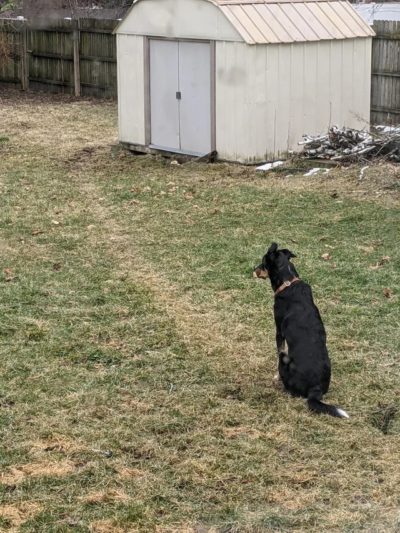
[272,373,284,391]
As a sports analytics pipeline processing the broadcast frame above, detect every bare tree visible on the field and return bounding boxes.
[21,0,69,17]
[18,0,130,18]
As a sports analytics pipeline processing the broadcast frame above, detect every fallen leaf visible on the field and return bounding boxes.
[357,245,375,253]
[31,229,44,236]
[4,268,14,282]
[369,256,391,270]
[383,288,392,299]
[369,264,380,271]
[321,253,331,261]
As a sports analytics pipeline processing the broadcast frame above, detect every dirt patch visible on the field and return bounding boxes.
[66,145,113,170]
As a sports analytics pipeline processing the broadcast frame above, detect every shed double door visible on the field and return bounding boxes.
[149,39,212,155]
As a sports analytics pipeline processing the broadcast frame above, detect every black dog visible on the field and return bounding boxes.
[254,243,349,419]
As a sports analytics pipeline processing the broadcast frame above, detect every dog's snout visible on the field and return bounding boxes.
[253,265,269,279]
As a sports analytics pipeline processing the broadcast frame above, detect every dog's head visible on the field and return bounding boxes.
[253,242,297,281]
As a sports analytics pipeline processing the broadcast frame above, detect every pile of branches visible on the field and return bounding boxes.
[300,126,400,162]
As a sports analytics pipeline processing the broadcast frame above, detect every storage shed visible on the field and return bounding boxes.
[115,0,374,162]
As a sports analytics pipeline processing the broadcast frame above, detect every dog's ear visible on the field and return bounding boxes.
[267,242,278,255]
[281,248,297,259]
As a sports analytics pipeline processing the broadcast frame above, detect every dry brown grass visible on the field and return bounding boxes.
[265,162,400,207]
[1,460,76,485]
[82,489,132,505]
[0,502,42,532]
[90,519,129,533]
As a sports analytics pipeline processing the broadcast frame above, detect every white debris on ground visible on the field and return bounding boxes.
[303,168,331,177]
[359,165,369,180]
[300,126,400,162]
[375,125,400,134]
[256,160,284,171]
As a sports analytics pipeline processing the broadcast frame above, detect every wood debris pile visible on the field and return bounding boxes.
[300,126,400,162]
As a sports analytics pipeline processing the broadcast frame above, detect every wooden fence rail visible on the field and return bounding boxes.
[0,18,117,98]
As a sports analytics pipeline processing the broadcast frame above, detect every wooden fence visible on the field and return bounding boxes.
[0,18,117,98]
[371,21,400,125]
[1,18,400,120]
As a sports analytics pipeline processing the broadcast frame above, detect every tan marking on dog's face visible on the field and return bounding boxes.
[253,267,269,279]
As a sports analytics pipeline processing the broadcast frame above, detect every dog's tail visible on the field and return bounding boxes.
[307,388,349,419]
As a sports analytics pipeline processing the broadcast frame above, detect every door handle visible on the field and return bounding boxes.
[176,91,182,100]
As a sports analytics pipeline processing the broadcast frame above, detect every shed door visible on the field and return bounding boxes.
[149,39,212,155]
[149,40,180,151]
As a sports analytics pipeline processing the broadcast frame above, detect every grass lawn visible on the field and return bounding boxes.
[0,86,399,532]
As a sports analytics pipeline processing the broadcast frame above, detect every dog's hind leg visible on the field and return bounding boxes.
[276,330,286,355]
[273,328,286,389]
[272,372,284,390]
[273,350,291,391]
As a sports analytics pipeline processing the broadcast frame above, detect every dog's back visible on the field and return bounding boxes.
[275,281,331,397]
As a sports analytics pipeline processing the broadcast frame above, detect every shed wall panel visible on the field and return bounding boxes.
[215,39,371,162]
[315,41,332,130]
[274,44,291,153]
[117,34,145,144]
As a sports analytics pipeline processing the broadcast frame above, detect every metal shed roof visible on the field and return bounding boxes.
[116,0,374,43]
[216,0,375,43]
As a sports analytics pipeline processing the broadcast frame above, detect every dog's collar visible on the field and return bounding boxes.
[274,277,301,296]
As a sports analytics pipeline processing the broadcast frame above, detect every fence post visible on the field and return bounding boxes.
[20,24,29,91]
[72,20,80,97]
